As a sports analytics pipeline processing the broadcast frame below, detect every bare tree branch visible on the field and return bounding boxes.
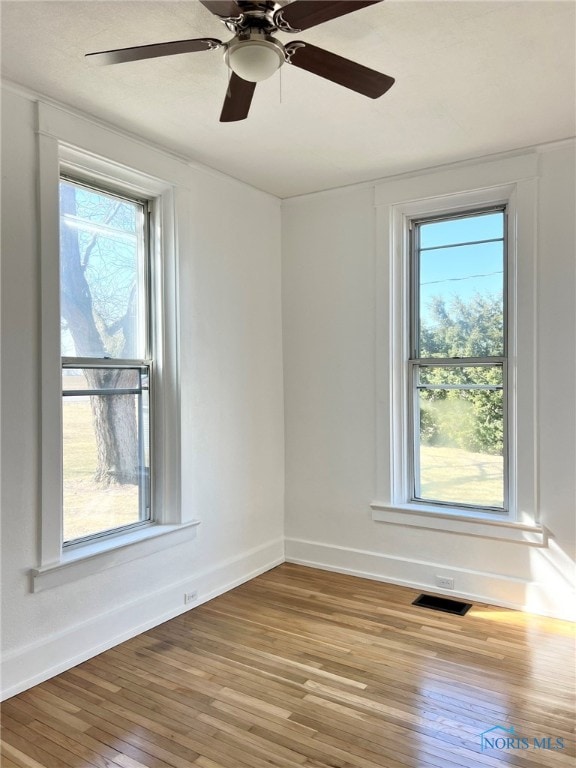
[81,200,124,271]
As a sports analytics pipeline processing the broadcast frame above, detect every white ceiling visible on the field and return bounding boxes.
[1,0,575,197]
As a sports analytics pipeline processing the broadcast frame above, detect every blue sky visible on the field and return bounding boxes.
[419,212,504,320]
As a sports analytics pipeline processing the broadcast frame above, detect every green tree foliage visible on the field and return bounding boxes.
[421,294,504,358]
[419,294,504,455]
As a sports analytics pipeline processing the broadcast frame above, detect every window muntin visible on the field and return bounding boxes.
[410,208,507,512]
[59,178,152,546]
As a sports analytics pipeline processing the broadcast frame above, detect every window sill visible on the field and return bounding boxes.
[31,520,201,592]
[370,502,547,546]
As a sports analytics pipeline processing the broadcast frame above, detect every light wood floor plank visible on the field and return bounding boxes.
[2,564,574,768]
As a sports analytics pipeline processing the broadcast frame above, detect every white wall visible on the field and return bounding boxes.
[282,144,576,620]
[0,87,285,697]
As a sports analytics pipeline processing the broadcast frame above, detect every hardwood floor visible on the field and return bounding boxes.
[1,563,574,768]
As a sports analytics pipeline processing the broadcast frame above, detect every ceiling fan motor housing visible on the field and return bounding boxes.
[222,0,284,31]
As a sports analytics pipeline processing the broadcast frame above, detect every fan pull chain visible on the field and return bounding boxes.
[279,65,282,105]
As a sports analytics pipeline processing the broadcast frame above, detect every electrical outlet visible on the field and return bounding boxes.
[436,576,454,590]
[184,590,198,604]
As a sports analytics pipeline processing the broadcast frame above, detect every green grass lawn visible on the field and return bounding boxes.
[419,444,504,508]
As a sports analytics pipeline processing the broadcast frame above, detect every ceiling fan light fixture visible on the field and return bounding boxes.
[225,35,284,82]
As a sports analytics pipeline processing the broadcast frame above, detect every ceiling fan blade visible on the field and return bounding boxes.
[86,37,222,65]
[287,42,394,98]
[220,73,256,122]
[277,1,383,32]
[198,0,243,18]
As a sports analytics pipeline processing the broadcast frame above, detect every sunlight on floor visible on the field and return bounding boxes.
[471,609,575,637]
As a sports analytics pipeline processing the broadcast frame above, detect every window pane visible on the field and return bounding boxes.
[419,241,504,358]
[62,367,150,543]
[416,373,504,508]
[60,180,146,359]
[420,212,503,249]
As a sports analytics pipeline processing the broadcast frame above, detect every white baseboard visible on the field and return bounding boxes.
[285,537,576,622]
[1,537,284,701]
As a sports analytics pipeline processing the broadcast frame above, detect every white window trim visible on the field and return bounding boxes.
[373,153,540,540]
[31,521,201,593]
[36,102,198,588]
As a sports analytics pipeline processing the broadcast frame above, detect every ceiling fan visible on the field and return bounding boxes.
[86,0,395,122]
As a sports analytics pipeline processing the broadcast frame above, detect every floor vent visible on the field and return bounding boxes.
[412,594,472,616]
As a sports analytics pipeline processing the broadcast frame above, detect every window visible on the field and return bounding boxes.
[60,178,152,545]
[372,155,541,538]
[33,104,199,590]
[409,208,507,513]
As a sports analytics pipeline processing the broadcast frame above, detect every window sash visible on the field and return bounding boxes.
[410,205,507,360]
[61,360,153,547]
[408,360,508,512]
[59,176,152,362]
